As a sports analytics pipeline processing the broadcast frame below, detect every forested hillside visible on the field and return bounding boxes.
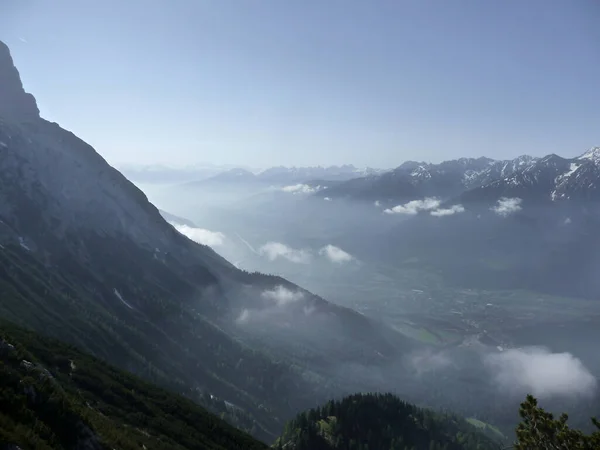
[274,393,501,450]
[0,321,266,450]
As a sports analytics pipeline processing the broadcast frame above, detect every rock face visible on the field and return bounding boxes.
[0,40,411,439]
[0,41,39,122]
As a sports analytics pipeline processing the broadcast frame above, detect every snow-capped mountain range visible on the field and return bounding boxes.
[321,150,600,205]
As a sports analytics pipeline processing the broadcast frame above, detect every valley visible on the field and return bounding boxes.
[1,2,599,447]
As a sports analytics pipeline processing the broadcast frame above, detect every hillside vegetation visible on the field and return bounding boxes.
[274,393,501,450]
[0,321,266,450]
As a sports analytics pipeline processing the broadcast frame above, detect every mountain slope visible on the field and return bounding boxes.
[461,149,600,205]
[274,393,501,450]
[320,150,600,206]
[0,320,267,450]
[0,40,416,439]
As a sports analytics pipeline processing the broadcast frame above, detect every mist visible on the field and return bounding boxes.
[484,347,597,399]
[135,171,600,436]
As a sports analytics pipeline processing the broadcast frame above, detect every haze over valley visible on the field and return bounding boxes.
[1,1,599,448]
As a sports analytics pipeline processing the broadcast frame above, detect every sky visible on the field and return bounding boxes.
[1,0,599,169]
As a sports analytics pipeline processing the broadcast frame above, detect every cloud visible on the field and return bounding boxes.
[324,197,332,201]
[236,308,252,324]
[281,184,321,194]
[170,223,226,247]
[430,204,465,217]
[384,198,441,215]
[261,285,304,306]
[563,217,572,225]
[319,245,353,263]
[18,37,28,44]
[235,286,310,324]
[408,349,453,375]
[374,200,381,207]
[259,242,311,264]
[484,347,597,398]
[491,197,522,217]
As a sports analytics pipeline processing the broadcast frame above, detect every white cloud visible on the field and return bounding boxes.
[491,197,522,217]
[430,204,465,217]
[235,286,310,325]
[408,349,453,375]
[484,347,597,399]
[236,308,252,324]
[374,200,381,207]
[384,198,441,215]
[324,197,332,201]
[171,223,226,247]
[261,285,304,306]
[564,217,572,225]
[281,184,321,194]
[319,245,353,264]
[258,242,311,264]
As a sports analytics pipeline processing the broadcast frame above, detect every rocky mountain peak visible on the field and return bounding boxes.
[0,41,40,122]
[578,147,600,164]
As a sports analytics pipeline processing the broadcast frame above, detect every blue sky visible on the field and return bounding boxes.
[1,0,599,168]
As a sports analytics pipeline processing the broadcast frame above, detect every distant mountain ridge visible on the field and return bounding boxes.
[320,150,600,206]
[175,164,387,187]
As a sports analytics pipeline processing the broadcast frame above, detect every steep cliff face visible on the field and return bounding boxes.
[0,40,414,439]
[0,41,40,121]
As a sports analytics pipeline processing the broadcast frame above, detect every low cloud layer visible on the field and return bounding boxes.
[491,197,522,217]
[409,349,453,375]
[430,204,465,217]
[319,245,353,263]
[236,286,311,324]
[384,198,441,215]
[484,347,597,398]
[171,223,226,247]
[281,184,321,194]
[258,241,354,265]
[261,285,304,306]
[259,242,312,264]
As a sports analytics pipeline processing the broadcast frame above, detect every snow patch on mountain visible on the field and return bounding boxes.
[18,236,30,251]
[577,147,600,164]
[114,289,133,309]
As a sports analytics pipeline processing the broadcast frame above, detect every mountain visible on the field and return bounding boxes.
[182,165,387,188]
[274,393,501,450]
[257,165,386,184]
[118,163,248,185]
[0,40,416,440]
[319,151,600,206]
[317,157,498,203]
[461,149,600,205]
[2,319,594,450]
[0,321,267,450]
[159,209,199,228]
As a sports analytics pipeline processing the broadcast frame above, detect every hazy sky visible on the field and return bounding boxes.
[1,0,599,168]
